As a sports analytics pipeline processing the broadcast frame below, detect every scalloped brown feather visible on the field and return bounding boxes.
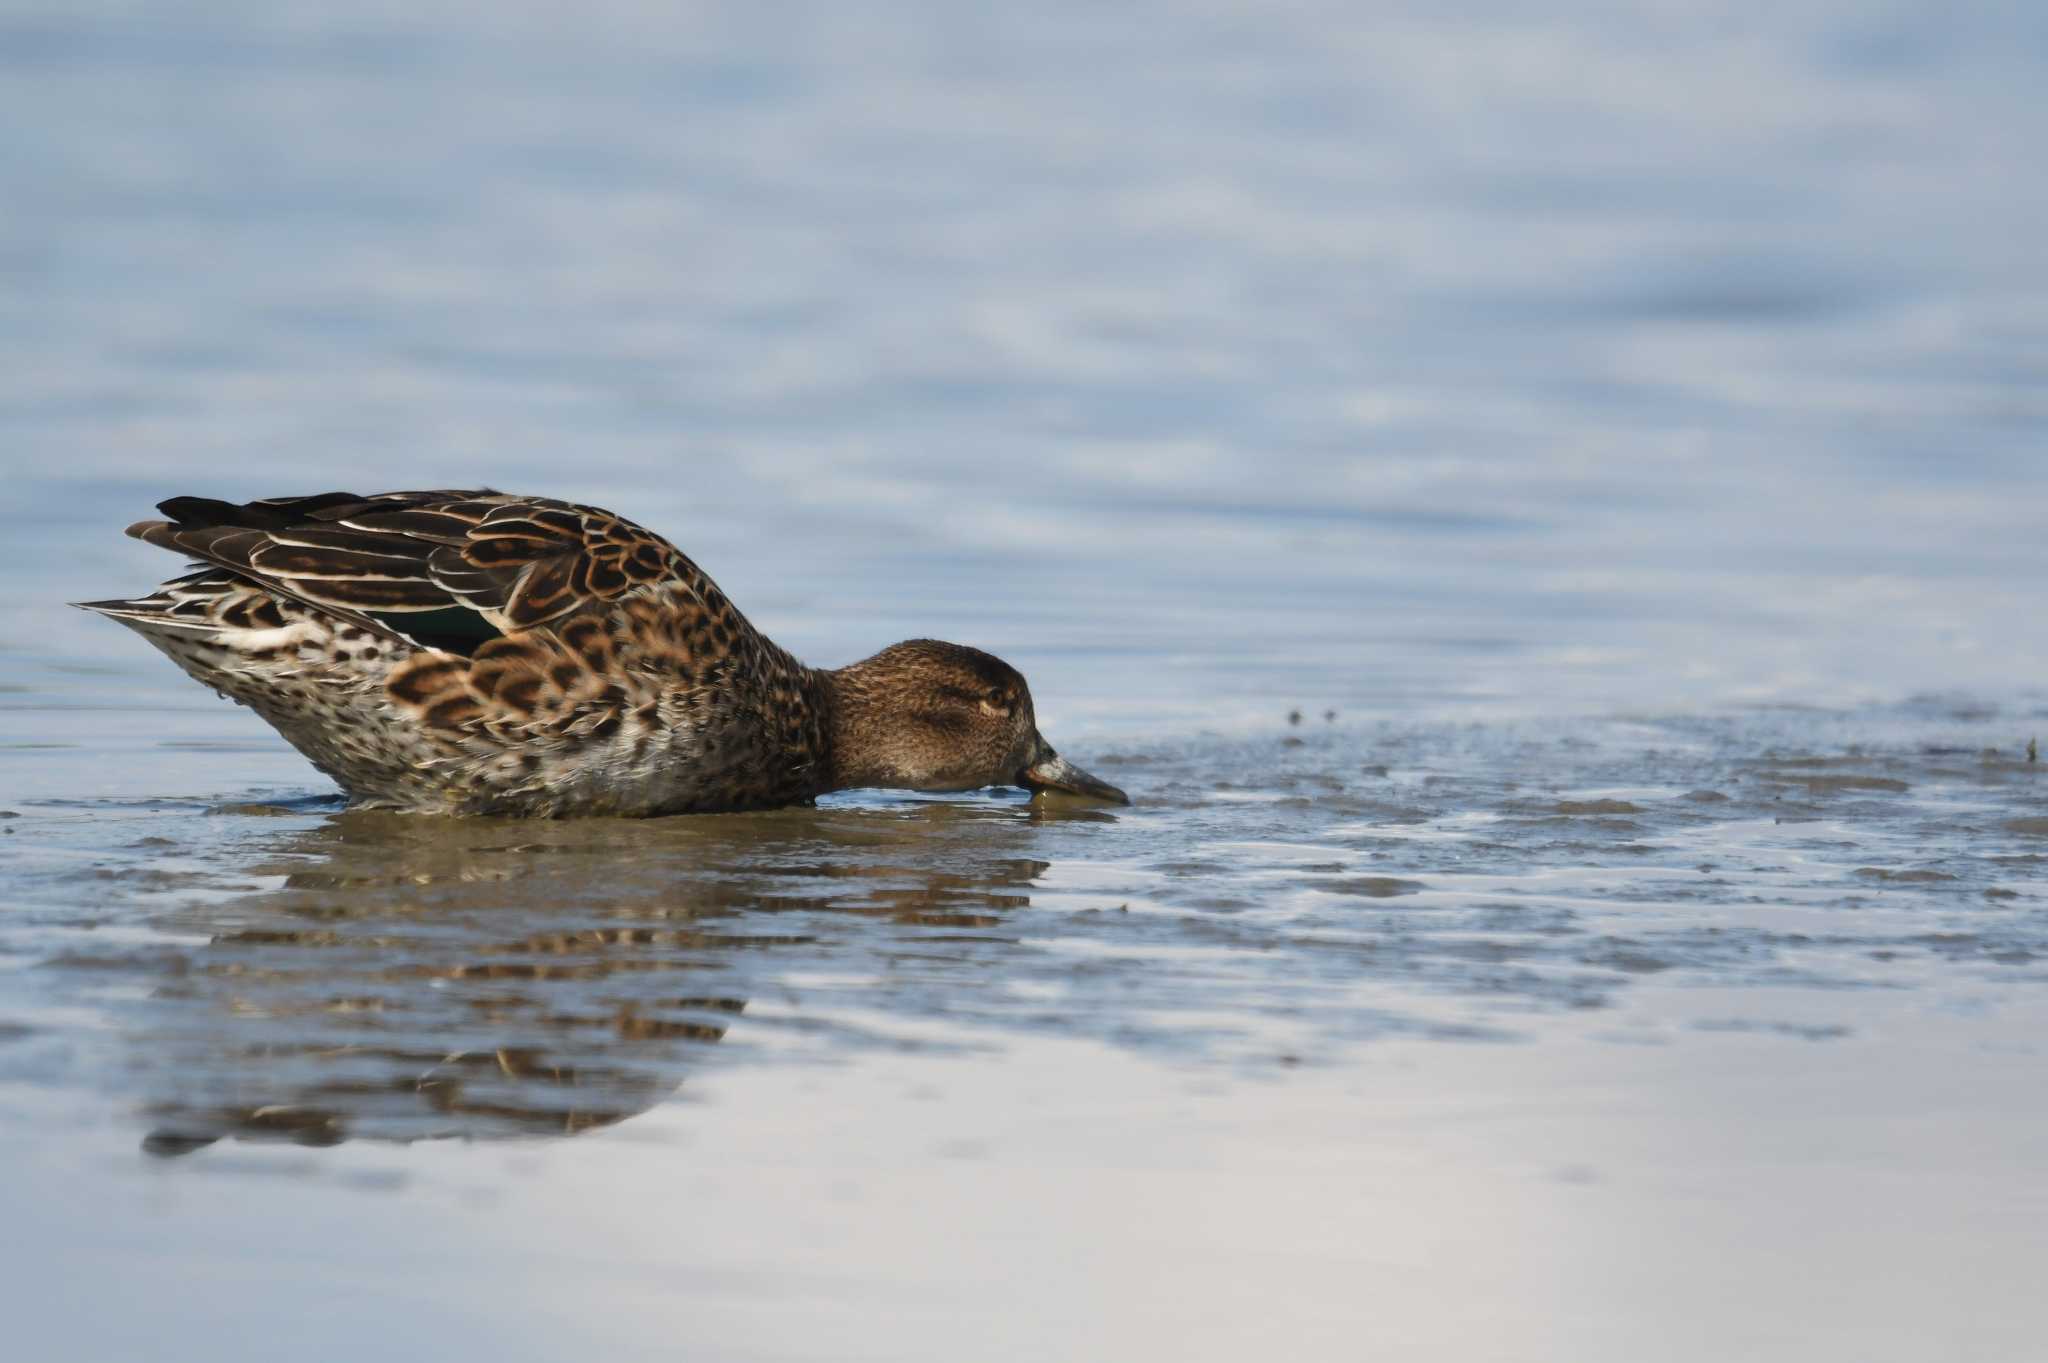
[126,489,697,639]
[94,491,827,814]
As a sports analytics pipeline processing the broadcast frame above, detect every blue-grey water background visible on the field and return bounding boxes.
[3,3,2047,1360]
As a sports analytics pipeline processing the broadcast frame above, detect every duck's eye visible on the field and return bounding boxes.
[979,689,1011,716]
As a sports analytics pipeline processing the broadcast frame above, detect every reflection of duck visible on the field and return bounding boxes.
[137,804,1053,1154]
[77,490,1127,814]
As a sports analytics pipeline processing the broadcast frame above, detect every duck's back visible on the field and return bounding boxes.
[79,490,830,815]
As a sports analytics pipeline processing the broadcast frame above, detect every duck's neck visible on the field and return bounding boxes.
[811,655,899,794]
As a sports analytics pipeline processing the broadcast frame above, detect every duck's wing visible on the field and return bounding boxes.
[126,490,692,649]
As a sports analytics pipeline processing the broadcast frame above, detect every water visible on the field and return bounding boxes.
[4,2,2048,1359]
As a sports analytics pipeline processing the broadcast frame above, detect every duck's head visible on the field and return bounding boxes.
[825,639,1128,804]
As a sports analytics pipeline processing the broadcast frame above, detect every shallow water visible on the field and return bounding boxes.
[6,2,2048,1360]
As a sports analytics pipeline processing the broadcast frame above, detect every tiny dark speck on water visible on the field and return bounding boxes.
[1287,709,1303,725]
[2029,737,2038,763]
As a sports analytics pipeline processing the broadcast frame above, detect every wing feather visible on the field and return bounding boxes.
[126,488,697,647]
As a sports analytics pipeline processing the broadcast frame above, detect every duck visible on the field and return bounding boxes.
[75,489,1129,817]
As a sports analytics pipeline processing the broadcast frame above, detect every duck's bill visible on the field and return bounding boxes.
[1019,748,1129,805]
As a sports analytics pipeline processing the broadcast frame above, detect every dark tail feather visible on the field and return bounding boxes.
[154,492,369,531]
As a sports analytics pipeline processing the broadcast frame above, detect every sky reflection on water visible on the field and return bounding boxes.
[6,0,2047,722]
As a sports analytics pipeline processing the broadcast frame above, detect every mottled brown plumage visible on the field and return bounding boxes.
[77,490,1128,816]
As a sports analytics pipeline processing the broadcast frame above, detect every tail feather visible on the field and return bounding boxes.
[118,489,498,645]
[72,597,225,632]
[71,570,303,637]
